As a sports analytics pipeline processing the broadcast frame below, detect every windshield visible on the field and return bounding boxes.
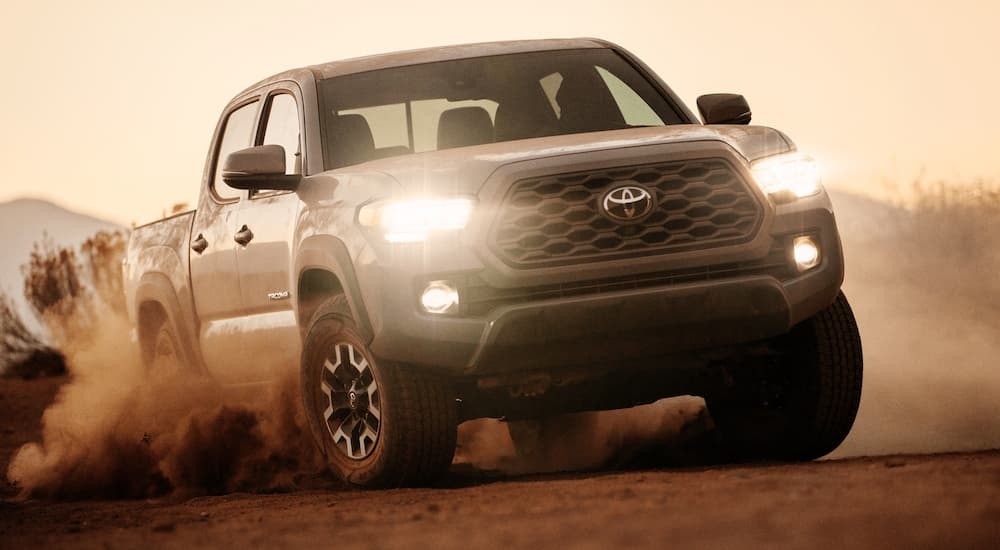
[318,48,686,169]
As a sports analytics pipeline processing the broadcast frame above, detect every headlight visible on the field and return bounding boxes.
[358,198,475,243]
[750,152,822,202]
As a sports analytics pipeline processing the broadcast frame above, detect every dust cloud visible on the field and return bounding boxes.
[455,396,716,475]
[9,184,1000,498]
[831,187,1000,457]
[455,185,1000,472]
[6,307,325,499]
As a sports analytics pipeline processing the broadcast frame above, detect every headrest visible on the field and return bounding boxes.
[437,107,494,150]
[494,98,558,142]
[329,114,375,168]
[555,73,624,133]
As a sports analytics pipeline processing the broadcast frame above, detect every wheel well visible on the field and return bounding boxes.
[137,300,168,366]
[298,269,345,331]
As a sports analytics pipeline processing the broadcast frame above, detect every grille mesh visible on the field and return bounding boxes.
[491,158,763,267]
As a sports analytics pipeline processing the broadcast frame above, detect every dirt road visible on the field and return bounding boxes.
[1,451,997,549]
[2,376,999,550]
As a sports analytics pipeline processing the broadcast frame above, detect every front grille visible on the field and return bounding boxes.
[464,242,790,317]
[491,158,764,268]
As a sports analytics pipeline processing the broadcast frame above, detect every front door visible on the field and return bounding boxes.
[232,90,304,382]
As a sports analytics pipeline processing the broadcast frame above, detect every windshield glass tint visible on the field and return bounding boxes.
[319,49,684,169]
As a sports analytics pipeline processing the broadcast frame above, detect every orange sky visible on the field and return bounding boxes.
[1,0,997,225]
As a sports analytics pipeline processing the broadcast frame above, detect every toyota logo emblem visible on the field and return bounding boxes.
[601,184,654,222]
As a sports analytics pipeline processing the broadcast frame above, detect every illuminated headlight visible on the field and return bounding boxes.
[420,281,460,315]
[751,152,822,202]
[359,198,475,243]
[792,235,821,272]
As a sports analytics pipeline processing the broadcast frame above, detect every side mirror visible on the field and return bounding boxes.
[222,145,300,191]
[696,94,752,125]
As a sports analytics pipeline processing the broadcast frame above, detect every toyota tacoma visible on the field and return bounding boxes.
[124,38,863,487]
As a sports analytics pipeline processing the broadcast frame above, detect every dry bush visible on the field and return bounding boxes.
[21,230,127,346]
[0,292,66,378]
[21,236,82,321]
[79,230,127,315]
[3,229,124,378]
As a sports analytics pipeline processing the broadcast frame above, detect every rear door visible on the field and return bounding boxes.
[231,87,305,381]
[189,98,257,380]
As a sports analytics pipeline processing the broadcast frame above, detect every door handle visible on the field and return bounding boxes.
[234,224,254,246]
[191,233,208,254]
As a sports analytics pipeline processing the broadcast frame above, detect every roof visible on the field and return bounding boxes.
[237,38,612,96]
[309,38,611,79]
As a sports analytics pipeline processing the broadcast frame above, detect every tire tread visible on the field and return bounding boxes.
[301,296,456,487]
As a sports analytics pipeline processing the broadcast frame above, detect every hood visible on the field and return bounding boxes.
[325,124,794,196]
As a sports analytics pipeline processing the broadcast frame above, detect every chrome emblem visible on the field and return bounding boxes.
[267,290,290,301]
[602,185,654,222]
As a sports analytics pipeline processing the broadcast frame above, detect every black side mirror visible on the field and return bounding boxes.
[222,145,300,191]
[696,94,752,125]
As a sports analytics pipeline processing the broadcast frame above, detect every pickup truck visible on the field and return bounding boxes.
[124,38,863,487]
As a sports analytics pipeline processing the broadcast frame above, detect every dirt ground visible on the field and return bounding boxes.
[2,376,999,550]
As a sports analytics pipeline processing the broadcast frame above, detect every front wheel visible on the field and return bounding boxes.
[706,291,863,461]
[300,297,457,487]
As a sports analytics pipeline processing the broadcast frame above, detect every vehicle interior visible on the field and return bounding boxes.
[319,48,686,169]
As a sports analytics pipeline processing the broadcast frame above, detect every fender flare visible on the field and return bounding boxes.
[134,272,205,373]
[295,234,374,342]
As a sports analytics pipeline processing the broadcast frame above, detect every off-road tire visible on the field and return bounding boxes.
[301,296,457,487]
[706,291,863,461]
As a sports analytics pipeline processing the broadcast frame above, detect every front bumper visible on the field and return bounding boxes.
[357,191,844,374]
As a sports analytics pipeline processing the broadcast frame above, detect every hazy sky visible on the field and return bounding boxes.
[1,0,997,225]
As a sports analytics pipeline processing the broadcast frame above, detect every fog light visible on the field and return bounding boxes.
[793,236,821,272]
[420,281,459,314]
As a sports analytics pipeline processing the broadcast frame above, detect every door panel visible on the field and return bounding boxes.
[231,192,302,382]
[190,201,242,322]
[236,193,299,314]
[227,90,306,382]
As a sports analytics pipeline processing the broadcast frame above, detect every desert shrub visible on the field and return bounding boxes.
[22,236,82,320]
[80,230,127,315]
[21,229,128,347]
[0,292,66,378]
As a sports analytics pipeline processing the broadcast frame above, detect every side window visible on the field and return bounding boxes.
[262,93,302,175]
[596,66,664,127]
[213,101,259,201]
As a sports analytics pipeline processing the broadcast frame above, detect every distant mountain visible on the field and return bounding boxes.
[0,198,123,333]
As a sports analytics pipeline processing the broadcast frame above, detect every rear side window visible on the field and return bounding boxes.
[213,101,258,201]
[261,93,302,175]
